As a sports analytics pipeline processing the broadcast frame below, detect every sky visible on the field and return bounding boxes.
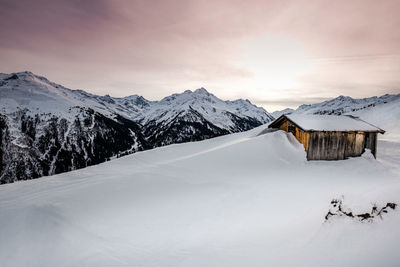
[0,0,399,111]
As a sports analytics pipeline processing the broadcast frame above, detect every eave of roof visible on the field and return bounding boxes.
[268,114,385,134]
[268,114,306,131]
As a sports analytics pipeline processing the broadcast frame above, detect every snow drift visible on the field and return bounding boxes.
[0,125,399,267]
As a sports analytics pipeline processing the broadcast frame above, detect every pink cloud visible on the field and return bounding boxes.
[0,0,399,110]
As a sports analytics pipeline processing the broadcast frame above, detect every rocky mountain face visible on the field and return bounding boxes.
[0,71,273,183]
[0,107,149,184]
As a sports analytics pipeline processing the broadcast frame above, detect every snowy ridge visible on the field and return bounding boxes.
[138,88,273,130]
[0,72,273,126]
[274,94,400,116]
[0,72,273,125]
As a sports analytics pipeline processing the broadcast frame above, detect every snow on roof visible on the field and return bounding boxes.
[284,114,384,132]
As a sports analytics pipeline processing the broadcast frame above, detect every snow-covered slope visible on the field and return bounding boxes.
[0,124,399,267]
[347,97,400,137]
[0,71,273,183]
[0,72,135,119]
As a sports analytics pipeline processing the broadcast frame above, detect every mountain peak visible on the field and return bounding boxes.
[283,93,400,116]
[7,71,36,80]
[193,87,209,95]
[335,95,351,101]
[0,71,32,81]
[0,71,273,126]
[19,70,34,75]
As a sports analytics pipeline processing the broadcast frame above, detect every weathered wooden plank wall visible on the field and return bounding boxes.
[272,117,379,160]
[296,129,309,152]
[282,120,310,152]
[307,131,377,160]
[279,121,288,132]
[308,132,347,160]
[344,132,365,158]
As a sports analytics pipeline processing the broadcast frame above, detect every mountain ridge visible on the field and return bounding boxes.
[272,93,400,118]
[0,71,273,183]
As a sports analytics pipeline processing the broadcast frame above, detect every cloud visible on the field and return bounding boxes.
[0,0,399,106]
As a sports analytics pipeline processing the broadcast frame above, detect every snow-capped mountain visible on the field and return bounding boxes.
[273,94,400,117]
[0,71,273,183]
[137,88,273,146]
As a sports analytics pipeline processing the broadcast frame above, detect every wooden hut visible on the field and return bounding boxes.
[268,114,385,160]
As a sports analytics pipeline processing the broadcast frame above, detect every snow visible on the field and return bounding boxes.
[138,87,273,129]
[285,114,384,132]
[1,71,400,266]
[0,124,399,267]
[293,94,400,115]
[349,97,400,140]
[271,108,294,118]
[0,72,273,129]
[349,97,400,175]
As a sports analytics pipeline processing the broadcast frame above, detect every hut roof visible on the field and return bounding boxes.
[269,114,385,133]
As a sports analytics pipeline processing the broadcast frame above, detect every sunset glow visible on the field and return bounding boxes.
[238,34,315,94]
[0,0,399,111]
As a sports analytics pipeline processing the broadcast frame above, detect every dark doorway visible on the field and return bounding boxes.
[288,125,296,136]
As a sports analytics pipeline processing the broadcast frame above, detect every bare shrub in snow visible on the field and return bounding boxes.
[325,197,397,222]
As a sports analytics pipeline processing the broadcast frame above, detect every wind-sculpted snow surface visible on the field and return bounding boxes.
[0,126,399,267]
[0,72,273,182]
